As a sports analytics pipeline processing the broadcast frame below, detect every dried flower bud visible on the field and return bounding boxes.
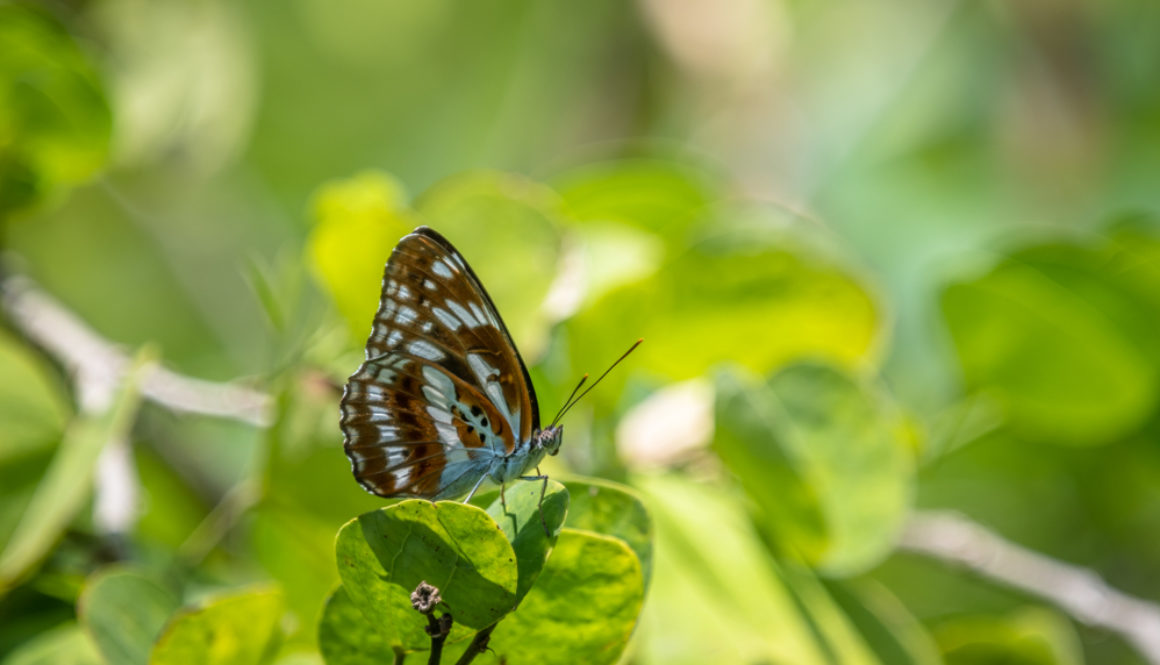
[410,581,441,614]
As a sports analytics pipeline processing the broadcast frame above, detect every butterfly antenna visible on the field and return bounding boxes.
[551,338,643,427]
[550,373,589,427]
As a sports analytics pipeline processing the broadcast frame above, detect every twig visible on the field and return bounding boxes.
[900,510,1160,664]
[1,275,273,426]
[454,624,497,665]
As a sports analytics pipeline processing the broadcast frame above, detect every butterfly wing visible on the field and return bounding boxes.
[340,226,539,499]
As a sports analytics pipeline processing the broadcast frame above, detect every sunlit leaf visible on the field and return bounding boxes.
[484,479,568,604]
[416,171,562,354]
[0,331,70,550]
[568,227,882,385]
[307,171,415,339]
[0,352,147,590]
[714,363,914,574]
[561,478,653,588]
[560,222,665,312]
[1,622,101,665]
[933,608,1084,665]
[630,474,836,665]
[334,500,517,651]
[77,567,180,665]
[149,586,283,665]
[482,528,644,665]
[555,157,719,239]
[0,3,111,215]
[941,253,1157,445]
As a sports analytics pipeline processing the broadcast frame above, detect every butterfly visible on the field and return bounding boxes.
[340,225,639,520]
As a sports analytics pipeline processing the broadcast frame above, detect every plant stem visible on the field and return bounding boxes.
[454,624,498,665]
[427,613,452,665]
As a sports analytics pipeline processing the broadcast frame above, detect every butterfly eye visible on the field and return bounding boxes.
[544,426,563,455]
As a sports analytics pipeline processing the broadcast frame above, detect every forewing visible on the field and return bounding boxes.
[365,227,538,444]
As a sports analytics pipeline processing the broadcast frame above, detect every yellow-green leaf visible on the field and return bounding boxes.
[149,587,283,665]
[306,171,414,339]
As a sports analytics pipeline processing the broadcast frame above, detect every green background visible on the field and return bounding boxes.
[2,1,1160,663]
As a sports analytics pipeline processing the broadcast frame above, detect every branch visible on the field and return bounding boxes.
[900,510,1160,664]
[1,275,272,426]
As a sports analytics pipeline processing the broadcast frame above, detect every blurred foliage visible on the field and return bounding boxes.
[2,0,1160,664]
[0,2,111,217]
[715,363,913,575]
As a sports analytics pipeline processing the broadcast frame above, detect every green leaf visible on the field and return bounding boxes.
[415,171,562,355]
[933,608,1084,665]
[0,3,111,215]
[941,253,1157,445]
[334,500,517,651]
[774,562,887,665]
[1,622,101,665]
[1011,241,1160,368]
[484,479,569,604]
[0,352,147,590]
[149,586,283,665]
[317,586,396,665]
[77,567,181,665]
[483,528,644,665]
[714,363,914,574]
[0,330,70,459]
[568,229,882,384]
[630,474,834,665]
[0,330,70,550]
[555,157,718,239]
[824,580,942,665]
[561,478,653,588]
[306,170,414,339]
[250,503,340,643]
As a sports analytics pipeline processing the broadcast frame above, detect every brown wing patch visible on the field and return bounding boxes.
[342,363,447,498]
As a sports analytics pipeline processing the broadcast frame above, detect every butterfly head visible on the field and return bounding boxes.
[537,425,564,456]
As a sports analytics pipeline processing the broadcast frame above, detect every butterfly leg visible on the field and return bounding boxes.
[518,469,551,536]
[500,482,508,511]
[463,473,488,504]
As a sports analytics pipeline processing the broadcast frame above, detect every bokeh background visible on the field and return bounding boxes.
[3,0,1160,663]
